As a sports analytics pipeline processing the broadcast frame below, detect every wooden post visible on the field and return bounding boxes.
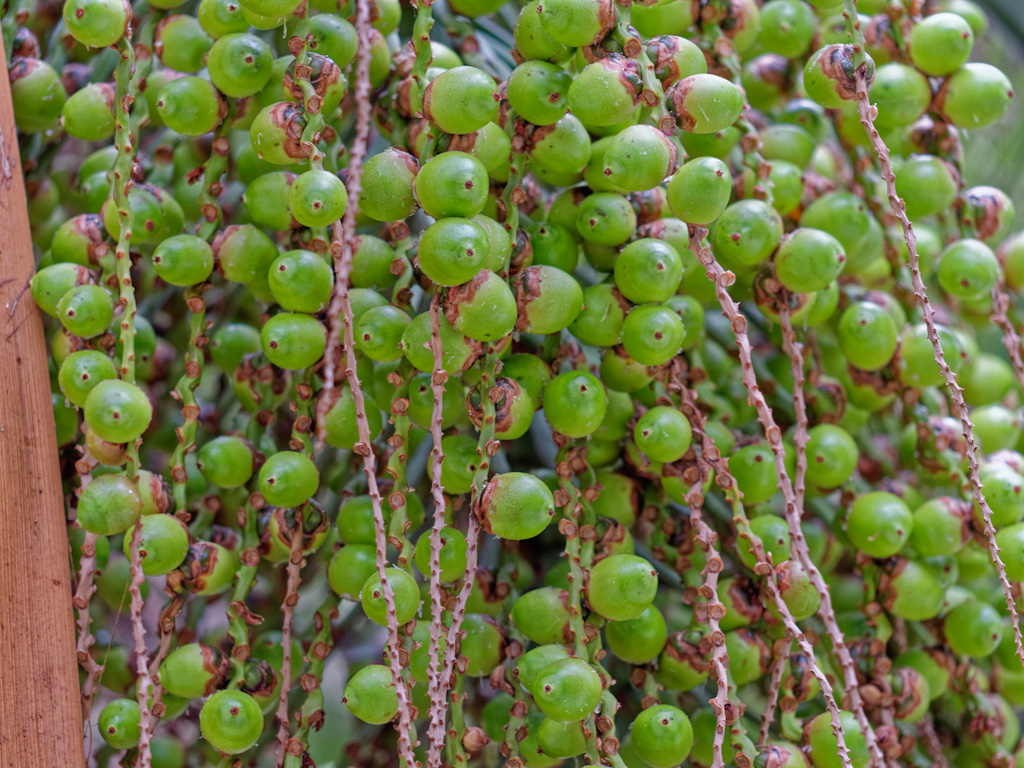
[0,33,88,768]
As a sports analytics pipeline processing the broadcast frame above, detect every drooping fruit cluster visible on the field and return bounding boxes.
[15,0,1024,766]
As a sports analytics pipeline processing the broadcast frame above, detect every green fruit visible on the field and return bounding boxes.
[199,690,263,754]
[587,553,658,621]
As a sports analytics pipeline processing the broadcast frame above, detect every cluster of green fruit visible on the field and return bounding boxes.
[15,0,1024,765]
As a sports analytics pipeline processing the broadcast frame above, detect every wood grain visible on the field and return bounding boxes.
[0,33,88,768]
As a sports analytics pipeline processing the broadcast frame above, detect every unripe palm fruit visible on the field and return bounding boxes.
[84,380,153,444]
[587,553,657,621]
[359,149,419,221]
[99,698,141,749]
[121,514,189,576]
[602,124,676,192]
[646,35,706,87]
[344,665,398,724]
[803,45,875,109]
[537,0,614,47]
[207,34,274,98]
[423,66,499,135]
[614,238,683,304]
[666,73,744,134]
[414,151,488,219]
[443,269,517,342]
[478,472,555,540]
[288,169,347,228]
[155,14,213,73]
[250,103,307,165]
[417,217,489,287]
[506,60,571,126]
[62,83,115,141]
[630,705,693,768]
[513,265,584,335]
[56,284,112,338]
[774,228,847,294]
[260,313,326,370]
[805,711,869,768]
[400,311,481,375]
[77,474,142,536]
[63,0,131,47]
[155,76,223,137]
[909,12,974,76]
[258,450,319,508]
[709,200,784,267]
[10,58,66,133]
[152,234,215,287]
[199,690,263,754]
[938,62,1013,128]
[158,643,221,699]
[360,566,420,626]
[567,55,642,128]
[178,541,239,595]
[666,156,731,225]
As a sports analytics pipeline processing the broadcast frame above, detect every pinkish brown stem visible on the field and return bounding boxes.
[73,529,102,716]
[129,522,153,768]
[779,307,809,513]
[319,0,375,437]
[853,74,1024,669]
[689,228,883,768]
[991,285,1024,396]
[315,0,418,758]
[276,515,304,768]
[425,293,452,768]
[759,636,791,748]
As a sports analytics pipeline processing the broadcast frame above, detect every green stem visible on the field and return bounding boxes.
[170,287,207,514]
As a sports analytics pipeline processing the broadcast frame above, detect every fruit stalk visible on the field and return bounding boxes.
[759,636,792,748]
[852,71,1024,669]
[690,227,883,768]
[430,347,499,767]
[779,307,809,513]
[284,593,339,768]
[275,512,305,767]
[426,292,453,768]
[990,284,1024,395]
[170,287,208,514]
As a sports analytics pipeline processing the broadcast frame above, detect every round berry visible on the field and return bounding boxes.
[946,600,1003,657]
[543,370,607,438]
[152,235,214,287]
[64,0,130,47]
[846,492,913,558]
[414,151,489,219]
[587,553,658,621]
[258,451,319,507]
[84,380,152,444]
[939,62,1013,128]
[197,435,254,489]
[288,169,347,228]
[417,217,488,286]
[199,690,263,755]
[260,313,327,370]
[634,406,692,464]
[268,249,333,314]
[479,472,556,540]
[121,514,189,576]
[56,284,112,338]
[58,350,117,408]
[345,665,399,724]
[99,698,141,749]
[423,66,499,135]
[360,566,420,626]
[77,474,142,536]
[630,705,693,768]
[532,658,602,722]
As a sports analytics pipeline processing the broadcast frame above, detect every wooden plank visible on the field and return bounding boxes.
[0,31,87,768]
